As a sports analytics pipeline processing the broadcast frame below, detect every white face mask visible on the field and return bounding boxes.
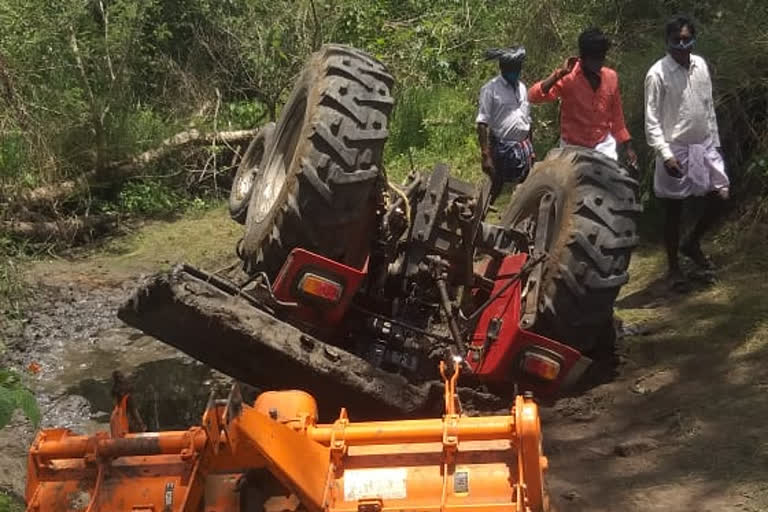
[668,37,696,51]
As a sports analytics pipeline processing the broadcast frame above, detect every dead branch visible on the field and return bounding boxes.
[15,180,86,205]
[13,128,260,207]
[309,0,323,51]
[0,214,117,242]
[209,88,222,191]
[109,128,258,172]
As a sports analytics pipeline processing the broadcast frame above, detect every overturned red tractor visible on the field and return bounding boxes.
[120,45,641,417]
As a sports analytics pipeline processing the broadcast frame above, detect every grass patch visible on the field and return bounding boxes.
[102,204,241,270]
[27,203,242,284]
[0,238,31,330]
[616,219,768,368]
[385,86,482,184]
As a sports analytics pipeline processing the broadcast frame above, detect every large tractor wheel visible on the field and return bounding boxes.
[229,122,276,224]
[502,147,641,356]
[240,45,394,277]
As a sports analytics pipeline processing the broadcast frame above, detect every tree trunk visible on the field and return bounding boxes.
[69,27,108,173]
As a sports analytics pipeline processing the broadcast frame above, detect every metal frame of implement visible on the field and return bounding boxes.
[26,362,549,512]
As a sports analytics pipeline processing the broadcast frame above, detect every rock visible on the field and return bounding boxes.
[571,412,598,422]
[630,368,678,394]
[562,490,581,501]
[613,437,659,457]
[619,322,655,337]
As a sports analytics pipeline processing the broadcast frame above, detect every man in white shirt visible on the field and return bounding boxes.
[644,16,729,289]
[476,46,534,204]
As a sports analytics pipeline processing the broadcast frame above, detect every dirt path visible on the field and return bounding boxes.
[2,207,767,510]
[546,232,768,511]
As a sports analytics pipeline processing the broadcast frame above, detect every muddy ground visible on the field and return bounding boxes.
[1,207,767,510]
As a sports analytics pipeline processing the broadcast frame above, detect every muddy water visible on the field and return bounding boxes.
[0,280,230,498]
[67,357,225,430]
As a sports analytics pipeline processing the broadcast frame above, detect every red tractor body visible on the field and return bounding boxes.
[270,247,590,399]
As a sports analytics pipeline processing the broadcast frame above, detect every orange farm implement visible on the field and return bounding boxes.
[26,363,549,512]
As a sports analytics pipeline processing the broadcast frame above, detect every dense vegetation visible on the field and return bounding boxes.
[0,0,764,294]
[0,0,765,206]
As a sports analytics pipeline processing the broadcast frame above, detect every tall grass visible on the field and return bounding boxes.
[386,86,481,183]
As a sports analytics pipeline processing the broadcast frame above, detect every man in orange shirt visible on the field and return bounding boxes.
[528,28,637,167]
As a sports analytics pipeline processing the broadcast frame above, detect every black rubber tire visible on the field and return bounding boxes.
[229,122,276,224]
[241,45,394,277]
[502,146,641,355]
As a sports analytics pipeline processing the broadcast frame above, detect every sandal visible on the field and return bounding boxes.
[680,240,714,270]
[689,268,717,285]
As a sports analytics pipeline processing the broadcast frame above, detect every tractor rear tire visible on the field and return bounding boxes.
[240,45,394,277]
[229,122,276,225]
[502,147,641,356]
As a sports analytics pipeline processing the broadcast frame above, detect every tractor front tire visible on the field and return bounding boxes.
[240,45,394,277]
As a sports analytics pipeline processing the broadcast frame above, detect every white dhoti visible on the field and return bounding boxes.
[560,133,618,160]
[654,139,730,199]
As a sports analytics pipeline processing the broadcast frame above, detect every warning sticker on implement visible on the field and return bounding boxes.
[343,468,407,501]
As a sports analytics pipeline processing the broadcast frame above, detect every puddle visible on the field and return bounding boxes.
[67,358,229,430]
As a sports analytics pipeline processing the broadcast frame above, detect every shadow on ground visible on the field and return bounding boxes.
[546,230,768,511]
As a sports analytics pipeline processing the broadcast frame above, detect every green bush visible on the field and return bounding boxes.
[221,101,268,130]
[0,0,764,225]
[110,108,180,157]
[0,369,39,429]
[0,134,32,184]
[0,237,28,323]
[0,491,24,512]
[116,179,211,216]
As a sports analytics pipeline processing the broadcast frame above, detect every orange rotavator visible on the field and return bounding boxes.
[25,362,549,512]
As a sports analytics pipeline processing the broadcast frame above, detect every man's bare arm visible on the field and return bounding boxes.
[477,123,494,175]
[541,57,577,94]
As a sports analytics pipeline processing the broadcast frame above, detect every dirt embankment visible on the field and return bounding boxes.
[1,207,767,511]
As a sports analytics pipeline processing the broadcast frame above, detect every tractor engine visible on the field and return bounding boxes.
[347,165,529,380]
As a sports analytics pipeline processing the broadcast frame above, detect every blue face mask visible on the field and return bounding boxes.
[502,71,521,84]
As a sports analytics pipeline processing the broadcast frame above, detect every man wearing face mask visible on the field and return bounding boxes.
[528,28,638,167]
[645,16,729,290]
[476,46,534,204]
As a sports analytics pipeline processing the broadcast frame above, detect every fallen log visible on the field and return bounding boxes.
[107,128,259,174]
[0,214,117,242]
[13,128,260,207]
